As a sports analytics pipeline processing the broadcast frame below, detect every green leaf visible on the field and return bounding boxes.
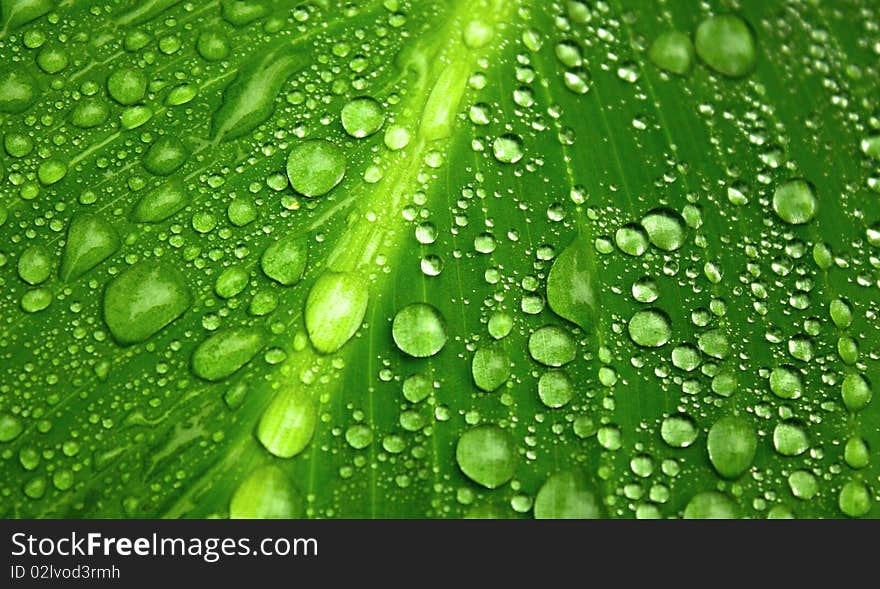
[0,0,878,519]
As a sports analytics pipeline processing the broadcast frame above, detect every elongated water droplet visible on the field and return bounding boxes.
[305,271,369,354]
[546,236,595,331]
[257,386,317,459]
[192,328,265,381]
[707,416,756,479]
[132,179,189,223]
[18,245,52,285]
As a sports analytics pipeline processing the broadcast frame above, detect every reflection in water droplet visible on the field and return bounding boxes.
[392,303,447,357]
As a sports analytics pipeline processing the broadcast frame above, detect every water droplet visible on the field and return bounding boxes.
[192,328,265,381]
[640,208,686,251]
[841,373,872,412]
[534,470,602,519]
[492,134,524,164]
[0,413,24,442]
[383,125,410,150]
[648,31,694,75]
[0,66,36,113]
[345,424,373,449]
[615,223,648,256]
[18,245,52,285]
[632,277,659,303]
[392,303,447,357]
[773,179,817,225]
[472,346,510,392]
[341,97,384,138]
[684,491,739,518]
[258,386,317,458]
[402,373,432,403]
[773,421,809,456]
[538,370,573,408]
[707,416,757,479]
[844,436,869,469]
[305,271,369,354]
[143,135,188,176]
[215,266,249,299]
[661,414,698,448]
[60,214,120,281]
[694,15,757,78]
[860,134,880,160]
[70,99,109,128]
[838,481,871,517]
[546,236,595,331]
[103,260,192,345]
[769,365,802,400]
[455,425,516,489]
[261,233,308,286]
[286,139,345,197]
[528,325,576,367]
[229,465,302,518]
[627,309,671,348]
[132,179,189,223]
[107,67,147,105]
[788,470,818,500]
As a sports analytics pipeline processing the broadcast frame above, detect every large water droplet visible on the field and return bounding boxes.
[103,260,192,345]
[841,372,872,412]
[683,491,740,519]
[528,325,576,367]
[132,179,189,223]
[773,179,817,225]
[640,208,686,251]
[229,465,302,518]
[533,470,602,519]
[305,271,369,354]
[648,31,694,75]
[627,309,671,348]
[455,425,516,489]
[18,245,52,285]
[107,67,147,105]
[192,328,265,381]
[261,233,308,286]
[546,236,595,331]
[707,416,757,479]
[341,97,384,138]
[392,303,447,357]
[143,135,188,176]
[60,214,120,281]
[286,139,346,197]
[492,134,524,164]
[471,346,510,392]
[258,386,317,459]
[537,370,573,408]
[694,14,757,78]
